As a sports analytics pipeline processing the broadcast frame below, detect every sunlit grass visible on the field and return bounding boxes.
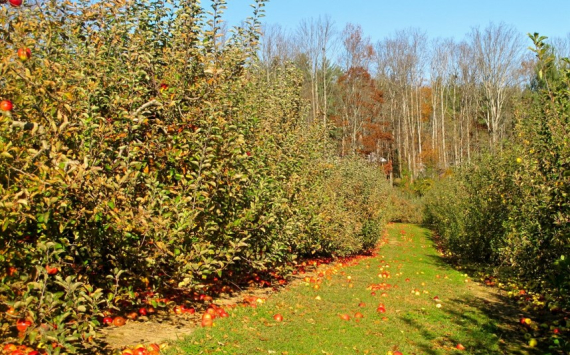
[170,224,501,354]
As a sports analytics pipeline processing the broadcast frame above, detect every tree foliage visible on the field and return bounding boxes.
[0,0,391,352]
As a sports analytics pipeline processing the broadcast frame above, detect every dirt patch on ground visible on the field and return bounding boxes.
[98,266,326,352]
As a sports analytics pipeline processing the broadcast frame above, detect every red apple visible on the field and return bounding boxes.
[9,0,22,6]
[148,344,160,352]
[354,312,364,319]
[126,312,138,320]
[273,314,283,322]
[455,343,465,350]
[358,302,366,307]
[17,48,31,61]
[112,316,126,327]
[3,344,17,353]
[339,314,350,321]
[103,316,113,325]
[133,347,148,355]
[45,265,58,275]
[201,313,213,327]
[16,319,31,332]
[206,308,217,318]
[0,100,13,112]
[138,307,148,316]
[393,352,403,355]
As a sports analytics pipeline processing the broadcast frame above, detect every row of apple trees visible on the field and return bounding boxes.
[0,0,392,353]
[424,34,570,296]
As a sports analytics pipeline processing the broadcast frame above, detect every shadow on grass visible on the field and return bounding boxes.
[413,229,557,355]
[396,290,532,355]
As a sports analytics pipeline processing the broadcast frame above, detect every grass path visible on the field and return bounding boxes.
[170,224,504,354]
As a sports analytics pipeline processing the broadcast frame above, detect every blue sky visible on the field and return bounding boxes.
[211,0,570,43]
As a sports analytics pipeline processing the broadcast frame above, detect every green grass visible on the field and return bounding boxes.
[171,224,501,354]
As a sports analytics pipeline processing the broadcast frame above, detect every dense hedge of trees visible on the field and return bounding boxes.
[424,34,570,296]
[0,1,392,352]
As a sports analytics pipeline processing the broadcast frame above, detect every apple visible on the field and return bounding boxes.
[354,312,364,319]
[112,316,126,327]
[339,314,350,321]
[455,343,465,350]
[45,265,58,275]
[215,307,226,316]
[3,344,17,353]
[6,307,18,317]
[103,316,113,325]
[17,48,31,61]
[134,347,148,355]
[358,302,366,307]
[8,0,22,6]
[0,100,13,112]
[206,308,217,318]
[201,313,213,327]
[273,314,283,322]
[528,338,537,347]
[126,312,138,320]
[138,308,148,316]
[393,352,403,355]
[148,344,160,352]
[16,319,31,332]
[27,351,40,355]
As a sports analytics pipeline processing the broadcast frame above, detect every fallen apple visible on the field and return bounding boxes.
[273,314,283,322]
[0,100,13,112]
[112,316,126,327]
[17,48,31,61]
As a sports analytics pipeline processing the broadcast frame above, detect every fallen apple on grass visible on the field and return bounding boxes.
[0,100,13,112]
[17,47,31,61]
